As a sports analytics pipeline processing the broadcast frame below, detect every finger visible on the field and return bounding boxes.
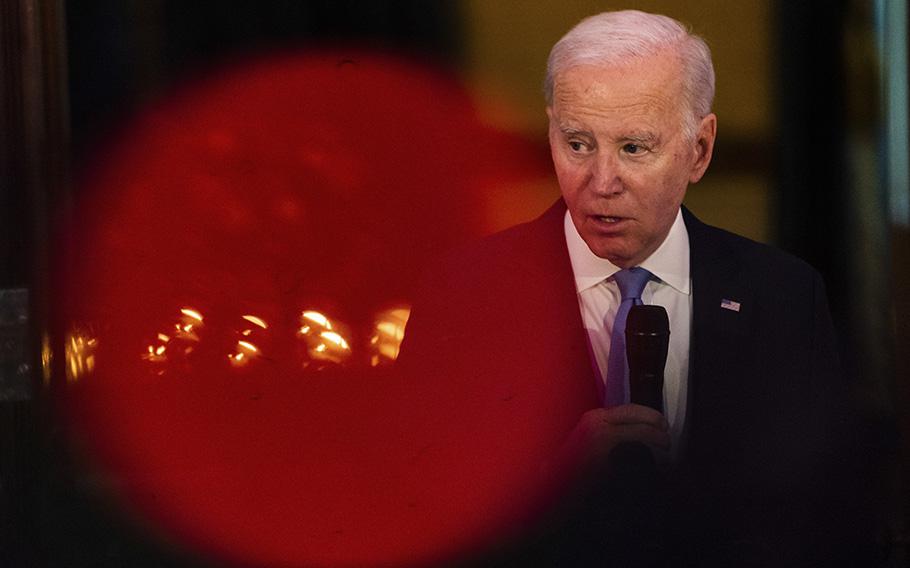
[601,404,669,430]
[611,423,672,450]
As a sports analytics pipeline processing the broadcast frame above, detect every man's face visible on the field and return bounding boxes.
[548,51,716,267]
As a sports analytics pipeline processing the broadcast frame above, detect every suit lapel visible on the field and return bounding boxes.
[683,208,755,463]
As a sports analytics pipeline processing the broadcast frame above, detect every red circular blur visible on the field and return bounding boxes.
[57,51,558,567]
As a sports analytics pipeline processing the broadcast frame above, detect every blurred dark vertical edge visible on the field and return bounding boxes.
[0,0,218,564]
[0,0,67,566]
[894,219,910,568]
[0,1,191,566]
[774,1,906,565]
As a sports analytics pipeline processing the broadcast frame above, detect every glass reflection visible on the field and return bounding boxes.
[132,306,411,373]
[142,307,205,374]
[228,314,269,369]
[41,332,53,386]
[296,310,352,369]
[65,327,98,383]
[368,307,410,367]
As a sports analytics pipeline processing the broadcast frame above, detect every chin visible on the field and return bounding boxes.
[591,247,631,266]
[581,238,627,264]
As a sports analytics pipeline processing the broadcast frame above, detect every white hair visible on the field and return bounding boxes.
[545,10,715,139]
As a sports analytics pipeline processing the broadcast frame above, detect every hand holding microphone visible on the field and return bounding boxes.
[555,304,671,475]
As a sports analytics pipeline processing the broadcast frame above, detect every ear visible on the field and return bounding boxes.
[689,113,717,184]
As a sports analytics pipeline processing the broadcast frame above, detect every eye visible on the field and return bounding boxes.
[568,140,586,152]
[623,143,644,154]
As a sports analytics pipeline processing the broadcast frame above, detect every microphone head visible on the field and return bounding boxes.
[626,304,669,336]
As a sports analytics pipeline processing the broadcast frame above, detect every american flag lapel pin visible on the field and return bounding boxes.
[720,298,741,312]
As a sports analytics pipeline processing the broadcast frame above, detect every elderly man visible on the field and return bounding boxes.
[399,10,873,566]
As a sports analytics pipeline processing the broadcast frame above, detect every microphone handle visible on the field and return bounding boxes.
[631,371,663,412]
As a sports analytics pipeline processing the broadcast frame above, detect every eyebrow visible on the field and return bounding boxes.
[619,131,659,144]
[557,125,659,144]
[558,126,593,138]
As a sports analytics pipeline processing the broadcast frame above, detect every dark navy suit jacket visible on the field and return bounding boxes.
[398,200,874,567]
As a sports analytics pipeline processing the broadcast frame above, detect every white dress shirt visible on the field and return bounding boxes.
[564,209,692,459]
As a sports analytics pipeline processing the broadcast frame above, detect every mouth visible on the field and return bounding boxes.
[587,214,631,233]
[591,214,630,224]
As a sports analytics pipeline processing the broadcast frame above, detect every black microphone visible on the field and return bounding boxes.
[626,305,670,412]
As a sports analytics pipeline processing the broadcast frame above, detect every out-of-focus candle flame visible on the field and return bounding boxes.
[142,307,206,372]
[319,331,350,350]
[228,348,253,367]
[301,310,332,330]
[229,315,269,369]
[242,315,268,329]
[143,336,170,367]
[297,309,352,368]
[229,339,260,368]
[65,328,98,383]
[174,307,204,342]
[368,306,410,367]
[180,308,204,323]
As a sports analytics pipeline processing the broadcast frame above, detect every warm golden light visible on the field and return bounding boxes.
[297,309,352,368]
[65,328,98,383]
[142,307,207,372]
[229,338,262,369]
[368,306,411,367]
[301,310,332,330]
[174,307,204,345]
[135,306,428,372]
[143,336,170,367]
[180,308,204,322]
[242,315,268,329]
[41,332,53,386]
[171,307,204,341]
[228,314,270,369]
[319,331,350,350]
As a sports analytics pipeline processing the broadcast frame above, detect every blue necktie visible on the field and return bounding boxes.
[603,267,653,408]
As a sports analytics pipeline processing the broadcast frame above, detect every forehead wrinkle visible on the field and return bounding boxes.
[554,106,662,141]
[552,91,682,146]
[555,88,675,116]
[552,63,686,121]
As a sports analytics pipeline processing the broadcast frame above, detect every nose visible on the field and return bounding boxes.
[590,152,623,196]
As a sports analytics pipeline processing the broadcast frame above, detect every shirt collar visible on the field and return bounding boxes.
[564,208,691,295]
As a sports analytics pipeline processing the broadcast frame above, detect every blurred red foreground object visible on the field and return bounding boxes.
[57,51,561,567]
